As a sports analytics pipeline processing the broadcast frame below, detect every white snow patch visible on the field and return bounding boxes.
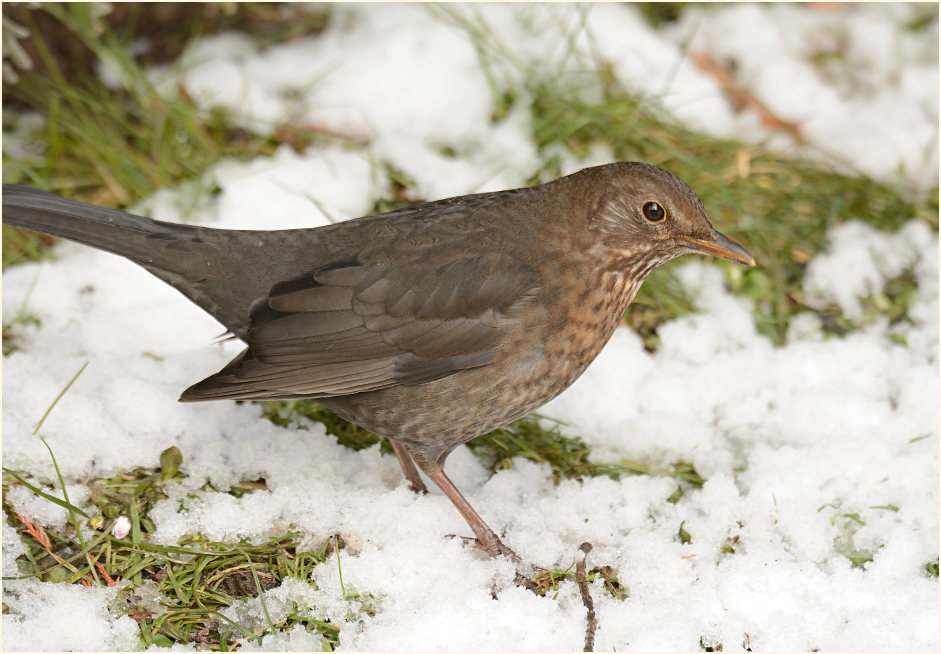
[2,579,140,651]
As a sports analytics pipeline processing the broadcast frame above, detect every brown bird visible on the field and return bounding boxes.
[2,162,754,560]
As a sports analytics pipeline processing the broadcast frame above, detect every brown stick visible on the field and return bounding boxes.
[576,542,597,652]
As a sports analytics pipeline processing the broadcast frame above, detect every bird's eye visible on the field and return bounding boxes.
[642,201,666,223]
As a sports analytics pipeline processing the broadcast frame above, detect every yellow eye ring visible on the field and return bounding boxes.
[642,200,666,223]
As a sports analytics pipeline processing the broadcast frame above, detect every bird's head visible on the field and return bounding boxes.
[583,162,755,270]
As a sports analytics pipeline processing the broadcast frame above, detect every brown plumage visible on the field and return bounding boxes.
[2,162,754,561]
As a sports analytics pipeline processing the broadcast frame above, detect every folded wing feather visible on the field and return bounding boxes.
[180,250,538,401]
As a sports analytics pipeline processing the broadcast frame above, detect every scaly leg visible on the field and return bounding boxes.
[393,446,537,590]
[426,468,520,562]
[390,440,428,494]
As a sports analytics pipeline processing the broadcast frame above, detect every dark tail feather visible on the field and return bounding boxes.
[3,184,338,341]
[2,184,202,269]
[2,184,252,336]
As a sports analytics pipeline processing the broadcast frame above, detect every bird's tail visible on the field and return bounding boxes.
[2,184,203,269]
[2,184,258,337]
[3,184,352,341]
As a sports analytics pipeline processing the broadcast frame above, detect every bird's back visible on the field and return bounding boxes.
[2,185,540,340]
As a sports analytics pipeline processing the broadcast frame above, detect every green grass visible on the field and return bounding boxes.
[1,4,335,210]
[816,502,926,570]
[3,444,363,651]
[531,560,626,601]
[926,560,940,579]
[262,400,393,454]
[2,4,938,649]
[4,435,630,648]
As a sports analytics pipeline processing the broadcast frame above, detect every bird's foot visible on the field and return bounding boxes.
[450,533,521,562]
[448,534,545,593]
[407,478,429,495]
[427,468,541,590]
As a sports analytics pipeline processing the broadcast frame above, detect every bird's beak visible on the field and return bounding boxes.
[677,229,756,267]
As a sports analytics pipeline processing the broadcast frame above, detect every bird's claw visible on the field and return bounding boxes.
[446,533,545,593]
[407,480,429,495]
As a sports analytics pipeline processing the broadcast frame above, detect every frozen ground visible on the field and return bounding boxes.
[2,3,938,652]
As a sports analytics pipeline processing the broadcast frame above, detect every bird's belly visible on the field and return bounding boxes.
[321,272,639,469]
[320,307,625,469]
[319,342,552,462]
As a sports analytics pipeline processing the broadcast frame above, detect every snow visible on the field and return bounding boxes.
[3,3,938,652]
[668,3,939,188]
[804,220,938,324]
[2,578,140,651]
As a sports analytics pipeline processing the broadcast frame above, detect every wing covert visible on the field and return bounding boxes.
[180,248,539,401]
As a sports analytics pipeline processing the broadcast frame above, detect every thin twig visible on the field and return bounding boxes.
[576,542,597,652]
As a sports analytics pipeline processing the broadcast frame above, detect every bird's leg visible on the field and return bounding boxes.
[426,468,520,562]
[390,440,428,495]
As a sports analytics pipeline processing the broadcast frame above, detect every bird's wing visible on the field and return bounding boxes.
[180,247,540,401]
